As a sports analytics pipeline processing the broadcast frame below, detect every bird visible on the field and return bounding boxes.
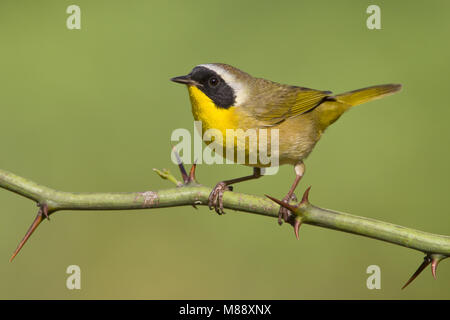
[171,63,401,226]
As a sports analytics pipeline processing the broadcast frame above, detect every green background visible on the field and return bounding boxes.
[1,0,449,299]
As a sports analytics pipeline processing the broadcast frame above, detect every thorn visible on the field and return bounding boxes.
[189,162,197,183]
[265,195,298,213]
[41,203,50,220]
[301,186,312,205]
[402,255,431,289]
[431,259,438,280]
[430,254,447,280]
[172,147,188,183]
[294,219,302,240]
[10,206,47,262]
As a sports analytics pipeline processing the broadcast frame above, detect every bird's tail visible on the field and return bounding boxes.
[334,84,402,107]
[317,84,402,130]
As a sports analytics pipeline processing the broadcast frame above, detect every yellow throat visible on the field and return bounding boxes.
[187,85,238,136]
[187,85,267,166]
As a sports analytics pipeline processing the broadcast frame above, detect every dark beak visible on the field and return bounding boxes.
[171,75,193,85]
[170,74,201,86]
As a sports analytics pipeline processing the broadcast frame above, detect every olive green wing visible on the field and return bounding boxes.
[246,80,332,126]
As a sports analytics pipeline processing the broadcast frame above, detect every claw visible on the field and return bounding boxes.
[266,194,297,226]
[290,193,298,203]
[266,195,304,238]
[10,204,49,262]
[208,182,229,215]
[218,189,225,214]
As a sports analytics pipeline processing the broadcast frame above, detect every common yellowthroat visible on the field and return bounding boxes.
[171,63,401,225]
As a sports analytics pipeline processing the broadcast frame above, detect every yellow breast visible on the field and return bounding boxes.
[188,85,238,136]
[187,85,274,167]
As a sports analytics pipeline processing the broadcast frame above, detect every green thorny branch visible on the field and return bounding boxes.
[0,153,449,289]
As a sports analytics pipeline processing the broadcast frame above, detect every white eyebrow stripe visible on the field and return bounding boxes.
[198,64,248,106]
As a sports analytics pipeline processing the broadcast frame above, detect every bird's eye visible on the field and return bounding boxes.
[208,77,219,87]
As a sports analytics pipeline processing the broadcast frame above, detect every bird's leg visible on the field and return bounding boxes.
[278,162,305,225]
[209,167,262,215]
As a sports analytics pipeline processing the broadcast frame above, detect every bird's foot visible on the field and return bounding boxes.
[267,187,311,240]
[208,182,233,215]
[277,193,297,225]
